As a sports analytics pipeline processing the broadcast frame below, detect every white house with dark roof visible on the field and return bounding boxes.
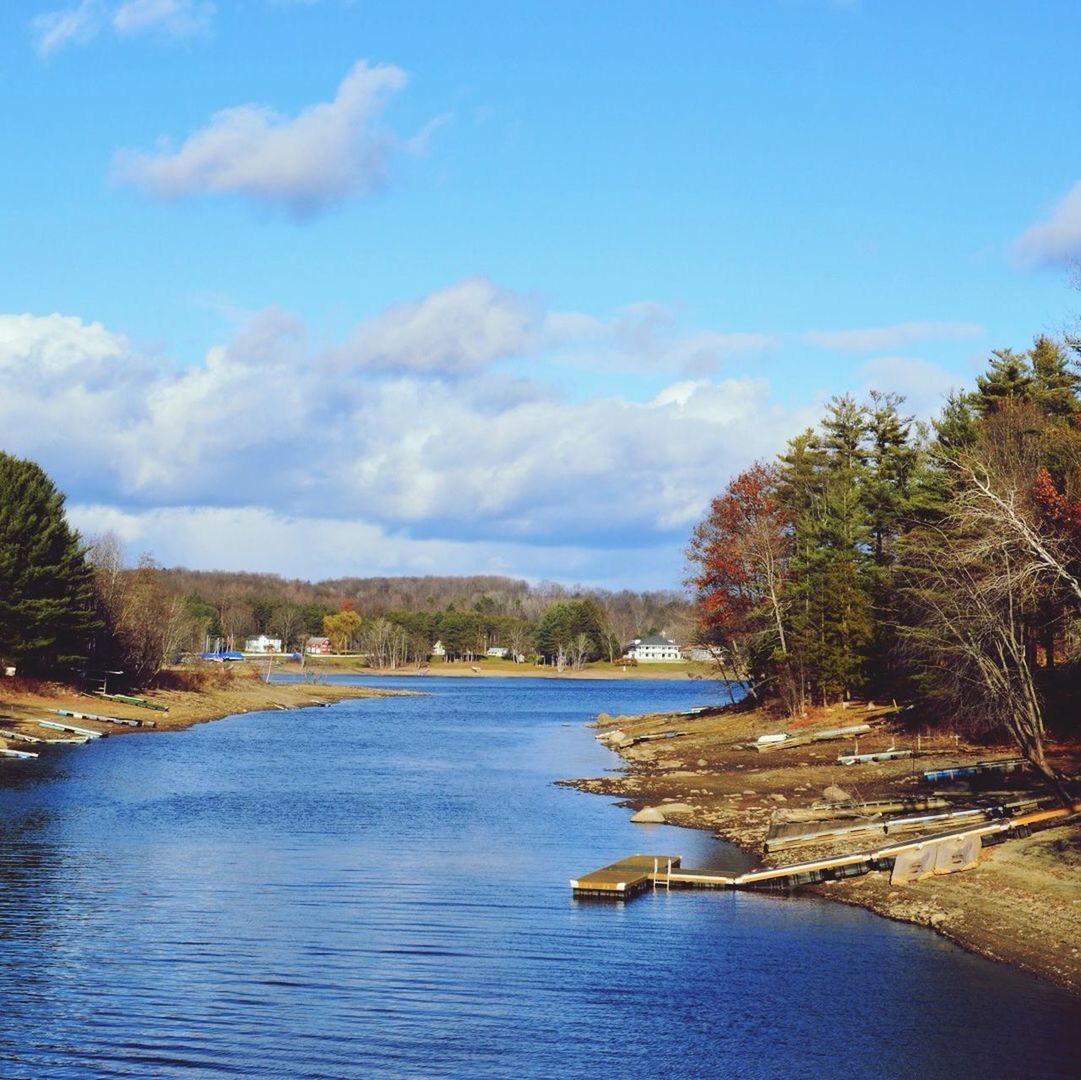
[622,634,683,662]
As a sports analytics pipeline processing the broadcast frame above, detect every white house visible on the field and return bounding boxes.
[623,634,683,662]
[486,646,509,658]
[431,640,446,658]
[244,634,283,653]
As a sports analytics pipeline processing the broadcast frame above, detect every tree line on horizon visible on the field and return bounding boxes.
[686,335,1081,798]
[0,469,692,682]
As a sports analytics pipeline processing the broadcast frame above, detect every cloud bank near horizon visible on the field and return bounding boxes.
[1,284,979,587]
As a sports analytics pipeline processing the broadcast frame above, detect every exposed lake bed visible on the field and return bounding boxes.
[0,676,1077,1078]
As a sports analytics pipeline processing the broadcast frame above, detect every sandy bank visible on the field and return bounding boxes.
[0,670,409,740]
[564,698,1081,995]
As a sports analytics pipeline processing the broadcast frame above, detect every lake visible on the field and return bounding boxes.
[0,676,1076,1078]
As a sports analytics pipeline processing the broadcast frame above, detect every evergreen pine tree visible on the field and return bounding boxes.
[778,398,875,703]
[0,452,97,673]
[1029,335,1081,419]
[974,348,1033,413]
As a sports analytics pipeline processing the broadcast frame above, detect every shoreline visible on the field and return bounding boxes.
[0,670,411,740]
[564,698,1081,996]
[279,658,715,681]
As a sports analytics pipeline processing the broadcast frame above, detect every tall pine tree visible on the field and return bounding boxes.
[0,452,97,673]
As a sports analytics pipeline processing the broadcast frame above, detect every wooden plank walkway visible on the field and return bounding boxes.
[573,802,1081,898]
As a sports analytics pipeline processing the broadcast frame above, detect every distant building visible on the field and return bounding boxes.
[306,636,332,655]
[431,640,446,658]
[622,634,683,662]
[244,635,282,653]
[486,646,509,658]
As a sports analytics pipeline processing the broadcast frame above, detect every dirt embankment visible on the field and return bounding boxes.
[564,699,1081,995]
[0,668,408,739]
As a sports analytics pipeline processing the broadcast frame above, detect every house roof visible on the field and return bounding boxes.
[629,634,678,648]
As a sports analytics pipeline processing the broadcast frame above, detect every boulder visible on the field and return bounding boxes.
[630,806,666,823]
[822,784,851,804]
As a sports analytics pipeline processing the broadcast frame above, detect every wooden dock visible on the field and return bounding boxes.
[570,855,682,898]
[572,802,1081,899]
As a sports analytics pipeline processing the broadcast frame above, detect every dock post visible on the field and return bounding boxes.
[666,858,672,892]
[653,857,658,890]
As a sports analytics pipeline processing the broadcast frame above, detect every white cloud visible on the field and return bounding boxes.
[0,291,811,584]
[0,312,129,375]
[112,0,215,36]
[334,277,540,375]
[31,0,212,53]
[1014,180,1081,266]
[31,1,100,56]
[112,60,409,217]
[803,321,983,352]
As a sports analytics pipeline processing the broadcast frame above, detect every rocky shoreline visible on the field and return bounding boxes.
[563,699,1081,996]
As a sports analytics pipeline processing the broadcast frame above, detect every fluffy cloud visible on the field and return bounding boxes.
[0,311,129,374]
[32,0,213,54]
[0,291,811,586]
[112,60,408,217]
[803,321,983,352]
[1014,180,1081,266]
[334,278,541,375]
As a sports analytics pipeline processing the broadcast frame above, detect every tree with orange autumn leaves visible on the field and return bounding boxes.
[686,462,797,706]
[688,336,1081,800]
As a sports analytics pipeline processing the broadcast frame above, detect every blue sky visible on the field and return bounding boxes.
[3,1,1080,589]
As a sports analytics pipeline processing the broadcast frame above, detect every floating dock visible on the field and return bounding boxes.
[572,803,1081,899]
[923,758,1027,784]
[93,692,168,712]
[570,855,682,898]
[58,708,152,728]
[36,720,105,739]
[0,728,46,745]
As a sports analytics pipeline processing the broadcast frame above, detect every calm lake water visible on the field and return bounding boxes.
[0,676,1077,1078]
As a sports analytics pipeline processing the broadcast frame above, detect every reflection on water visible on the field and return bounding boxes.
[0,677,1076,1078]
